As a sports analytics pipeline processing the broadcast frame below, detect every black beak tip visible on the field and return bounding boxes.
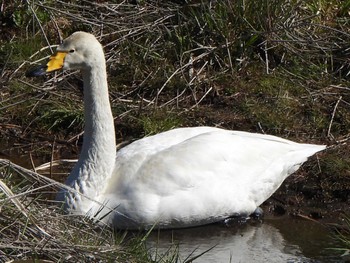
[25,65,47,77]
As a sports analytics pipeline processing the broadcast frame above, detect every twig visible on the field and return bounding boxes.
[35,159,77,171]
[0,179,28,217]
[327,96,342,140]
[190,86,213,109]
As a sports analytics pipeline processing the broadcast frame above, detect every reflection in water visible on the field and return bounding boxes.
[146,218,344,263]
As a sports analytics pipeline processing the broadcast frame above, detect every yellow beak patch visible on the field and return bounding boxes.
[46,51,67,72]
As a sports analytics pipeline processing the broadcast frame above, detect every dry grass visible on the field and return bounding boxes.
[0,159,202,262]
[0,159,152,262]
[1,0,350,260]
[1,0,349,140]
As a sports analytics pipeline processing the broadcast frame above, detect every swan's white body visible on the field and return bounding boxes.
[39,32,325,230]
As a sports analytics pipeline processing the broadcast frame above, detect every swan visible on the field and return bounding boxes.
[27,31,326,230]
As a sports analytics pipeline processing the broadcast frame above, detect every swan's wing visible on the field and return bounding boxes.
[146,132,320,191]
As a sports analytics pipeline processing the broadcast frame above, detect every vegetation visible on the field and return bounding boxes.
[0,159,188,262]
[1,0,350,261]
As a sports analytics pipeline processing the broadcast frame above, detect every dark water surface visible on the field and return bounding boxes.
[146,217,346,263]
[0,141,347,262]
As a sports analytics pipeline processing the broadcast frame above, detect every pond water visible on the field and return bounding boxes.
[146,217,346,263]
[0,140,348,262]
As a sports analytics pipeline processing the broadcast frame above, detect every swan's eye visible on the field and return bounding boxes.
[69,49,75,53]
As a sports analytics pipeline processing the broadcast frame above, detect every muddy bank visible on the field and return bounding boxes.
[1,128,349,228]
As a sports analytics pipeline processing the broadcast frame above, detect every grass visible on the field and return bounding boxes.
[0,0,350,261]
[141,111,183,136]
[0,159,194,263]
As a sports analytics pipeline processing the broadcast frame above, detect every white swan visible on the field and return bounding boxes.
[28,32,326,230]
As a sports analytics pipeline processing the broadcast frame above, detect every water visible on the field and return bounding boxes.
[147,217,346,263]
[0,140,347,262]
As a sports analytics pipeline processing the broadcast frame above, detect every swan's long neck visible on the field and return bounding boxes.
[60,59,116,210]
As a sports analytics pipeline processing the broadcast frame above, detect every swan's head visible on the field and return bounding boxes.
[26,32,105,76]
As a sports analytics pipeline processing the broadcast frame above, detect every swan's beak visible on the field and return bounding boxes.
[26,52,67,77]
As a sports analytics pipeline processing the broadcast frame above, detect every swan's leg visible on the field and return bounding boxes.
[250,206,264,219]
[220,207,264,226]
[221,213,249,226]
